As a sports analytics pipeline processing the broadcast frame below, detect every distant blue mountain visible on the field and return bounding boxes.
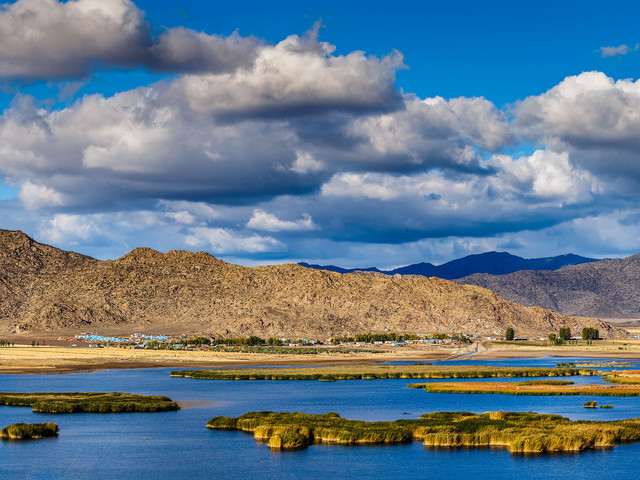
[298,251,599,280]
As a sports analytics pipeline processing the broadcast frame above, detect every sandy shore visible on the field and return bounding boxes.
[2,340,640,374]
[0,345,458,374]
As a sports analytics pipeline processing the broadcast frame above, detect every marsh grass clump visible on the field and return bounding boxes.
[408,382,640,396]
[1,422,58,440]
[206,411,640,454]
[171,365,595,382]
[0,393,179,413]
[517,380,574,386]
[584,401,598,408]
[603,371,640,385]
[267,432,309,449]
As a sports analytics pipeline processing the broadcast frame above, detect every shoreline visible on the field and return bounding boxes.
[1,341,640,374]
[0,345,460,375]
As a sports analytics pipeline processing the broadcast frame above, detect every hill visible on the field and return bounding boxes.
[300,252,597,280]
[456,254,640,318]
[0,229,617,338]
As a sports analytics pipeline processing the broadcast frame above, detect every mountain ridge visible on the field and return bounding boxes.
[299,251,599,280]
[0,229,619,338]
[455,254,640,318]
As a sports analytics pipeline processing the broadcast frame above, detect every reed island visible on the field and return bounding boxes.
[1,423,59,440]
[207,411,640,454]
[0,392,179,413]
[408,381,640,396]
[172,364,596,381]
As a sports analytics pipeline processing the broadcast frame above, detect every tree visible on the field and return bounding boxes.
[505,327,515,341]
[559,327,571,341]
[582,327,599,341]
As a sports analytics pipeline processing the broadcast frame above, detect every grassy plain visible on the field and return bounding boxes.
[1,335,640,375]
[207,411,640,454]
[0,344,456,374]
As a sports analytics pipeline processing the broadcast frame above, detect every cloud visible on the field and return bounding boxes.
[514,71,640,184]
[148,27,258,74]
[183,226,285,254]
[171,26,405,117]
[0,0,149,79]
[17,182,66,210]
[600,44,639,58]
[0,70,512,212]
[0,0,258,80]
[315,149,599,242]
[247,209,317,232]
[38,213,102,245]
[349,95,513,173]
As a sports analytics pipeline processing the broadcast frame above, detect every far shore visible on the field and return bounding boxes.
[1,338,640,374]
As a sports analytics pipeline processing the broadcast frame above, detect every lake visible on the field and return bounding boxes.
[1,356,639,479]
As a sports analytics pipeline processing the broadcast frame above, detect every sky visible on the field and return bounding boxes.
[2,0,640,268]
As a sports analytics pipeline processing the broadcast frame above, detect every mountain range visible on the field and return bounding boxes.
[0,229,613,338]
[299,251,598,280]
[455,254,640,319]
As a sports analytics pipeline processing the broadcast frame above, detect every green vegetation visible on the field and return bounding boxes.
[557,361,633,368]
[1,423,58,440]
[582,327,600,341]
[505,327,514,341]
[0,340,14,347]
[584,401,598,408]
[603,371,640,385]
[206,410,640,454]
[559,327,571,341]
[516,380,574,386]
[0,392,179,413]
[408,382,640,396]
[171,365,596,381]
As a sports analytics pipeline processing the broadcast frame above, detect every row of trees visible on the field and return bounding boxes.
[506,326,601,344]
[0,340,14,347]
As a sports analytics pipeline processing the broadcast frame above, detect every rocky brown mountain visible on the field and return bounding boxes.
[456,254,640,318]
[0,229,618,338]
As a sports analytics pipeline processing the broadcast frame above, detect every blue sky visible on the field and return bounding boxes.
[1,0,640,267]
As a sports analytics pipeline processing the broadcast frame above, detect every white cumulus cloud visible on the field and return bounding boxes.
[247,209,317,232]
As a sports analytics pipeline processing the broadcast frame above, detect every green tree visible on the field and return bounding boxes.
[505,327,514,341]
[559,327,571,341]
[582,327,599,341]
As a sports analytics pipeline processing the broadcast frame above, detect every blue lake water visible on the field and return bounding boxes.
[1,356,639,479]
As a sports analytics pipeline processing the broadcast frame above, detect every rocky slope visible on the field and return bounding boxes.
[456,254,640,318]
[0,229,619,338]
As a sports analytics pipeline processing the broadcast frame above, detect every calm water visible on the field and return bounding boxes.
[1,357,639,479]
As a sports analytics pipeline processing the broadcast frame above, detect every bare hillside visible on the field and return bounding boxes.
[0,229,619,338]
[456,255,640,318]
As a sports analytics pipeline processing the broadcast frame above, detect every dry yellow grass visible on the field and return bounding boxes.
[0,345,453,374]
[409,381,640,396]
